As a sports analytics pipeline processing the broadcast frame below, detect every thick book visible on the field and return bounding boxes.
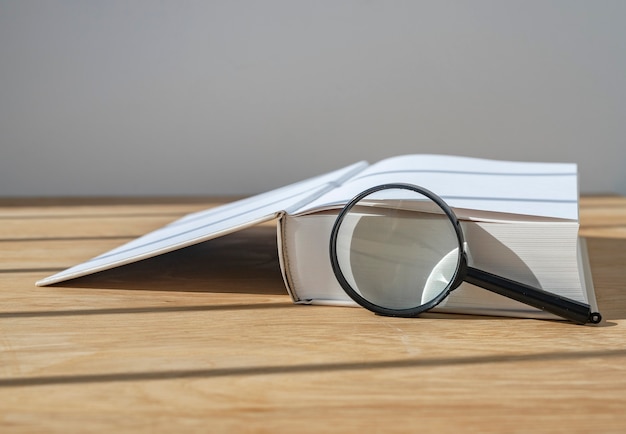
[37,154,598,320]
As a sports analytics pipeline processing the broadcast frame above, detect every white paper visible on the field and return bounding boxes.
[36,161,366,286]
[295,155,578,220]
[37,154,579,287]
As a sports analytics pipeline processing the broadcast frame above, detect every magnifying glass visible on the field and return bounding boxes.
[329,183,602,325]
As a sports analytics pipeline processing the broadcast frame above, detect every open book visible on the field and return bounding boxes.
[37,154,598,320]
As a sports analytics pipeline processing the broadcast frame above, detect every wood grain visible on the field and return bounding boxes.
[1,196,625,433]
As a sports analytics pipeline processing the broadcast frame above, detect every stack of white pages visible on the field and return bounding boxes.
[37,154,598,320]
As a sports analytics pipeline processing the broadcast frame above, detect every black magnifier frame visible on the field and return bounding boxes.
[329,183,602,325]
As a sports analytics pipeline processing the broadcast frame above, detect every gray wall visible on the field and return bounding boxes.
[1,0,625,197]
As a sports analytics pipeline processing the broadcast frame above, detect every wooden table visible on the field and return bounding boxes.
[1,196,625,433]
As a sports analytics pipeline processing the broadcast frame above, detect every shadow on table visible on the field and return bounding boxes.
[586,237,626,320]
[57,225,287,295]
[3,347,626,388]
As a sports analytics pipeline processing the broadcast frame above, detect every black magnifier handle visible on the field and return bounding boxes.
[465,267,602,325]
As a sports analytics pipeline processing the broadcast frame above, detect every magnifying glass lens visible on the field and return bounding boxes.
[333,187,462,312]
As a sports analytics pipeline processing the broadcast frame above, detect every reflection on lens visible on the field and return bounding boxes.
[334,187,461,311]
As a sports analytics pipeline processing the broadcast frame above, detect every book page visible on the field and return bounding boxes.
[294,155,579,221]
[37,161,367,286]
[280,211,588,319]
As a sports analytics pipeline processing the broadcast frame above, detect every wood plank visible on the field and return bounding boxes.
[579,195,626,236]
[0,215,181,240]
[0,239,132,271]
[0,196,233,219]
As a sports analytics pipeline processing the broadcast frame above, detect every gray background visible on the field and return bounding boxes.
[1,0,624,197]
